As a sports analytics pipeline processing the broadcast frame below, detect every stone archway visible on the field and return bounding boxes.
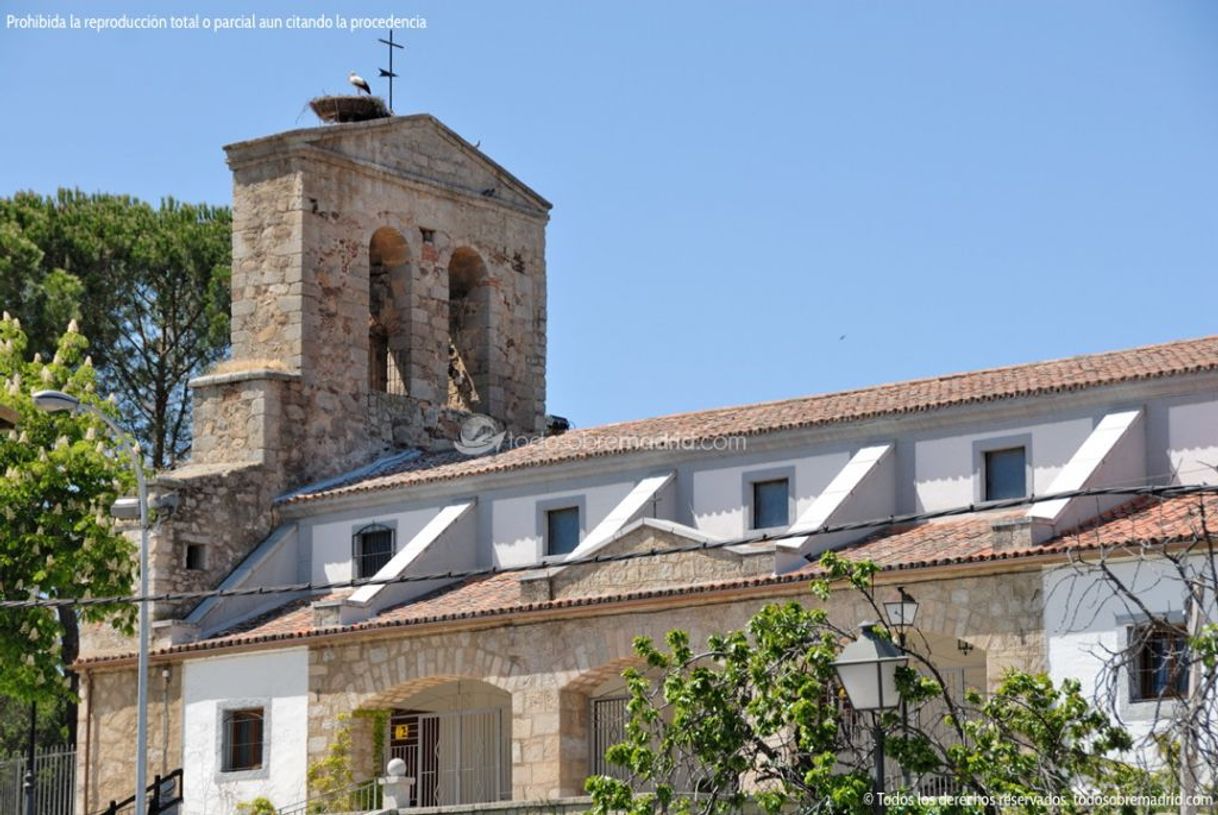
[446,247,492,412]
[354,677,512,806]
[368,227,413,395]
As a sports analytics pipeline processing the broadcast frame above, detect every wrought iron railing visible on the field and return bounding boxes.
[95,769,182,815]
[275,778,379,815]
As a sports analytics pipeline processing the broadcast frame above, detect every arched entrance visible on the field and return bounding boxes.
[373,679,511,807]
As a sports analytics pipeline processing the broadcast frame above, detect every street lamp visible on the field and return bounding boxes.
[833,623,907,813]
[32,390,152,815]
[883,587,919,636]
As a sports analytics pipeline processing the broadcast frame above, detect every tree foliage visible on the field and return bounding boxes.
[588,553,1160,815]
[0,314,136,707]
[0,190,231,467]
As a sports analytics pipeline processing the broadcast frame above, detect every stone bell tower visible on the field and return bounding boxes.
[190,115,551,485]
[132,116,550,627]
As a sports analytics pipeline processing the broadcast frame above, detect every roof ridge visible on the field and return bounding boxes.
[559,334,1218,436]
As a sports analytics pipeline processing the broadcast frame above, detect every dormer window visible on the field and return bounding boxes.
[546,506,581,557]
[984,447,1027,501]
[353,523,395,579]
[752,478,790,530]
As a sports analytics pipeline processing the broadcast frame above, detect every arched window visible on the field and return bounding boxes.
[369,228,412,395]
[447,248,492,411]
[353,523,395,579]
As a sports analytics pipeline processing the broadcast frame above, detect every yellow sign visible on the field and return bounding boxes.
[393,723,411,741]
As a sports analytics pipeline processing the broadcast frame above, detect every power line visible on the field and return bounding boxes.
[3,482,1216,611]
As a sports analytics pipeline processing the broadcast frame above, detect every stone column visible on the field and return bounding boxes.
[511,686,588,800]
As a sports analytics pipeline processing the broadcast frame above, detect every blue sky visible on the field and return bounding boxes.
[2,1,1216,428]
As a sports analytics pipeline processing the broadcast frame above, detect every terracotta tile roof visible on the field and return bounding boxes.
[76,493,1218,667]
[283,335,1218,504]
[821,511,1024,570]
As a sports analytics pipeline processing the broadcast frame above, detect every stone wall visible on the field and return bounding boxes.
[76,665,182,815]
[228,160,306,369]
[543,525,774,601]
[79,564,1046,808]
[299,565,1045,802]
[144,462,284,620]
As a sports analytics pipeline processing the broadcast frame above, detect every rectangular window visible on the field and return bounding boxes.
[185,544,206,571]
[983,447,1026,501]
[222,708,264,772]
[1131,624,1189,701]
[752,478,790,529]
[354,526,395,579]
[546,506,580,557]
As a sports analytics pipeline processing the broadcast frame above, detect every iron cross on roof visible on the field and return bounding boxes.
[378,29,404,112]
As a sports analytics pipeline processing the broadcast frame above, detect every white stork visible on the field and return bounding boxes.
[348,71,371,95]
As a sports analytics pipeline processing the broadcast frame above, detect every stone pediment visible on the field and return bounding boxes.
[522,519,775,603]
[225,114,551,217]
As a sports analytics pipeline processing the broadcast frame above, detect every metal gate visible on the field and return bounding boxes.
[589,697,629,779]
[0,747,75,815]
[387,708,506,807]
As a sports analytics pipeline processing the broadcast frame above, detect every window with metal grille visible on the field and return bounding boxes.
[222,708,264,772]
[751,478,790,529]
[590,696,629,779]
[1131,624,1189,701]
[353,524,395,579]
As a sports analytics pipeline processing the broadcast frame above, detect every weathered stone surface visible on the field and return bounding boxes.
[547,525,774,601]
[76,666,182,815]
[85,117,552,625]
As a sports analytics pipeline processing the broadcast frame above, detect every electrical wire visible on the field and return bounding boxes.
[3,482,1216,611]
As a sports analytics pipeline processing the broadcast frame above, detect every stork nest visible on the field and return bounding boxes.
[309,95,391,123]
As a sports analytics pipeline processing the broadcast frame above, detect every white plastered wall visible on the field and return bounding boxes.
[181,648,309,815]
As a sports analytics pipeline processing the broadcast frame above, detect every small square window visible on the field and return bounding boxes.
[185,544,206,571]
[1131,624,1189,701]
[222,708,264,772]
[354,525,395,579]
[546,507,580,557]
[983,447,1026,501]
[752,479,790,529]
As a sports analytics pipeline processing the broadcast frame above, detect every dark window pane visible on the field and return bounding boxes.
[547,507,580,556]
[984,447,1026,501]
[355,527,395,578]
[223,709,264,772]
[185,544,206,571]
[752,479,789,529]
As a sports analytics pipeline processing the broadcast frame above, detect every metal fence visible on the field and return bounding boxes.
[0,746,75,815]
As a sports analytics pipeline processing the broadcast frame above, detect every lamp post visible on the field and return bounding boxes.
[882,587,918,787]
[32,390,151,815]
[832,623,907,814]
